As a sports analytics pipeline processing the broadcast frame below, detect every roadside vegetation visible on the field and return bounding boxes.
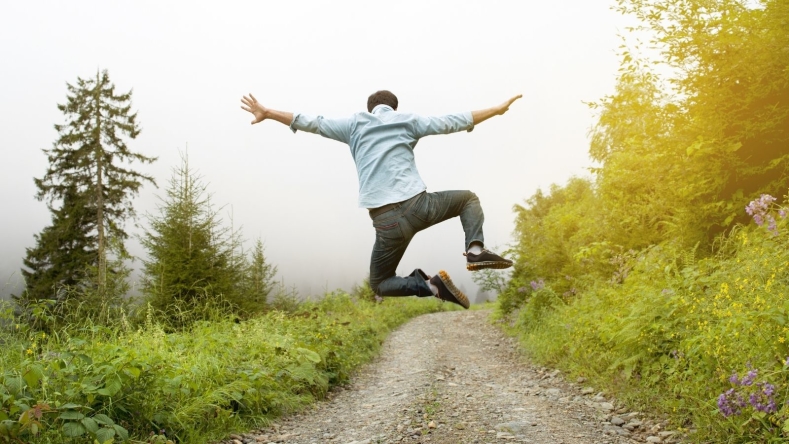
[492,0,789,441]
[0,292,448,443]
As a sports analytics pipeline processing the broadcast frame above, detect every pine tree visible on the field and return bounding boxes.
[241,238,278,309]
[32,70,156,297]
[140,153,243,321]
[15,185,96,305]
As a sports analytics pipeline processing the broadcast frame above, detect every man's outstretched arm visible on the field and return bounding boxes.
[471,94,522,125]
[241,94,293,125]
[241,93,352,143]
[412,94,523,137]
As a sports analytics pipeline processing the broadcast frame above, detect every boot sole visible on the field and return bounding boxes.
[466,261,513,271]
[438,270,470,309]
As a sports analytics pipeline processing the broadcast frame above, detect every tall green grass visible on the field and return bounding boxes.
[505,213,789,442]
[0,293,449,443]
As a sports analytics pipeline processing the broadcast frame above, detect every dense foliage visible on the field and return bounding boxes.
[0,294,448,443]
[500,0,789,441]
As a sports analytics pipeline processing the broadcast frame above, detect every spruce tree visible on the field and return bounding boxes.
[31,70,156,298]
[15,185,96,305]
[241,238,278,309]
[140,153,243,320]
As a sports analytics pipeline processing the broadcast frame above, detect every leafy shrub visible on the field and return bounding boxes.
[0,293,446,443]
[507,194,789,441]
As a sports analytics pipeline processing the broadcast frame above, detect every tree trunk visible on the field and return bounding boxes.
[94,71,106,297]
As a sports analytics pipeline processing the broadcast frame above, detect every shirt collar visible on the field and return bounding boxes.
[372,104,393,114]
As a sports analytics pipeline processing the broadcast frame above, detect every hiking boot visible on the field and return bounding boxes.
[429,270,470,309]
[465,249,513,271]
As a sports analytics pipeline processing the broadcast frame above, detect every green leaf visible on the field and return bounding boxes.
[60,403,82,409]
[4,377,23,396]
[59,410,85,420]
[122,367,141,379]
[81,417,99,434]
[295,347,321,363]
[103,374,123,397]
[112,424,129,441]
[23,364,44,390]
[0,420,16,437]
[92,414,114,426]
[95,426,115,443]
[62,421,86,437]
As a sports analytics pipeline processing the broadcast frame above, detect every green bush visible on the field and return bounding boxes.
[508,196,789,442]
[0,293,446,443]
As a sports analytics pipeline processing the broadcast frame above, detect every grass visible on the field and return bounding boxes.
[500,221,789,442]
[0,292,449,443]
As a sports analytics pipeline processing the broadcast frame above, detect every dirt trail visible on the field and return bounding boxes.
[222,310,679,444]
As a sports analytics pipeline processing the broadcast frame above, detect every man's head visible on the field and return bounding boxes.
[367,90,398,113]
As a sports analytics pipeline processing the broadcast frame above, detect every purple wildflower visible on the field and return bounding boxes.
[780,209,787,219]
[718,388,745,417]
[768,215,778,235]
[746,194,777,228]
[784,356,789,367]
[741,369,758,386]
[749,383,778,413]
[530,279,545,291]
[720,364,782,418]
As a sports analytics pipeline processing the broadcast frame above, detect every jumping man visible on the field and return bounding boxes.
[241,91,521,309]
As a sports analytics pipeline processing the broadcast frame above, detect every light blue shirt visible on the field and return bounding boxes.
[290,104,474,208]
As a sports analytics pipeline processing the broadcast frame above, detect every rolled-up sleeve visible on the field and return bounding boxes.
[411,112,474,138]
[290,113,353,144]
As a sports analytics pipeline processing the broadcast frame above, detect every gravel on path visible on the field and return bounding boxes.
[221,310,681,444]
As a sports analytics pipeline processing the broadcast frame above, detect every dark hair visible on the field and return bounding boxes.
[367,90,398,112]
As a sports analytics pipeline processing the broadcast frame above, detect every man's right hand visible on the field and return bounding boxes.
[471,94,523,125]
[241,94,268,124]
[497,94,523,116]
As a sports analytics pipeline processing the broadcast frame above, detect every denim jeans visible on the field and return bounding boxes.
[368,190,484,297]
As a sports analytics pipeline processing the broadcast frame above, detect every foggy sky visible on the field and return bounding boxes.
[0,1,626,300]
